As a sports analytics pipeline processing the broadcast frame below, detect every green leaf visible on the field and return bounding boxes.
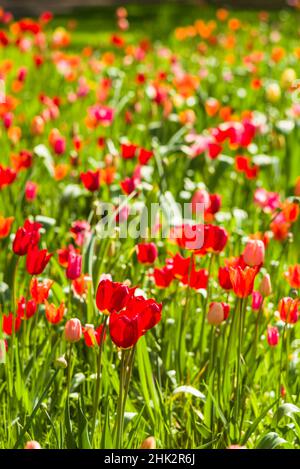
[77,398,92,449]
[242,399,278,445]
[274,403,300,423]
[34,144,54,176]
[101,400,113,449]
[64,401,77,449]
[35,215,56,229]
[173,386,205,400]
[256,432,287,449]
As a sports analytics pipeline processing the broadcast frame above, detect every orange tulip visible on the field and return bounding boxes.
[0,216,14,238]
[229,266,258,298]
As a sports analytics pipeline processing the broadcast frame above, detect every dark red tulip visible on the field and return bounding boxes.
[80,169,100,192]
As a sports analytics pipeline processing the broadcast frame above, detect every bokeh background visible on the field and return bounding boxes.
[0,0,294,16]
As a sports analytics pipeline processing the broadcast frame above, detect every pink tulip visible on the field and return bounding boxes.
[66,252,82,280]
[25,181,38,201]
[243,239,265,267]
[259,273,272,297]
[24,440,41,449]
[207,302,230,325]
[64,318,82,343]
[252,291,263,311]
[267,326,279,347]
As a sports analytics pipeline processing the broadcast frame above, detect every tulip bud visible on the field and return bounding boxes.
[24,440,41,449]
[266,82,281,103]
[53,137,66,155]
[259,273,272,297]
[25,181,38,201]
[64,318,82,343]
[251,291,263,311]
[281,68,296,89]
[207,302,229,325]
[66,251,82,280]
[3,112,13,129]
[0,339,6,364]
[267,326,279,347]
[227,445,246,449]
[243,239,265,267]
[140,436,156,449]
[31,115,45,135]
[54,355,68,369]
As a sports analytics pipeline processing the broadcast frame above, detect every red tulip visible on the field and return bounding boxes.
[17,296,37,319]
[83,324,106,347]
[30,277,53,304]
[120,176,138,195]
[153,262,174,288]
[96,279,132,314]
[0,165,17,189]
[2,313,22,335]
[121,143,138,159]
[218,266,232,290]
[138,148,153,165]
[26,244,52,275]
[170,223,204,251]
[13,219,41,256]
[109,295,162,349]
[137,242,158,264]
[80,169,100,192]
[203,224,228,254]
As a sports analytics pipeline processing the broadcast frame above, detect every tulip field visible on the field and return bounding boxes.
[0,3,300,450]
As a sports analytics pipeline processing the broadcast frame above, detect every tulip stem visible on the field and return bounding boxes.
[115,347,135,449]
[66,343,73,397]
[91,316,108,443]
[199,253,214,359]
[177,253,193,381]
[115,350,126,449]
[234,297,244,440]
[277,323,287,407]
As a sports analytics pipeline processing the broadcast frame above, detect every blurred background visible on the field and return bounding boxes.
[0,0,294,16]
